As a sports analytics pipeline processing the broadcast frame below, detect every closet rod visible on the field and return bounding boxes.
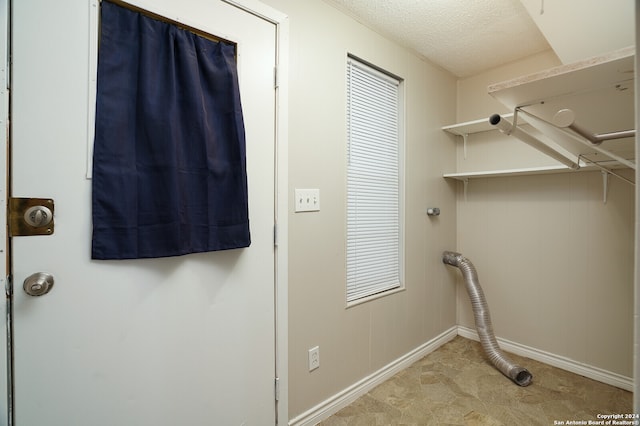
[578,155,635,186]
[553,108,635,145]
[517,108,636,170]
[102,0,236,47]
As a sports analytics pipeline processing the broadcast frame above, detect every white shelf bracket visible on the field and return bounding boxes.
[463,178,469,201]
[601,171,609,204]
[462,133,468,160]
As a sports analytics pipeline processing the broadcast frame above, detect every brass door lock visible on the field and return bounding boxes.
[9,198,55,236]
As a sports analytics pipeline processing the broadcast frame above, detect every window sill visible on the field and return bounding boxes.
[346,285,406,309]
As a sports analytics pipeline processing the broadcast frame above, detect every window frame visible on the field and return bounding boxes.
[345,54,405,306]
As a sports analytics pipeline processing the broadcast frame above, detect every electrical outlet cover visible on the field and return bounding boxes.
[308,346,320,371]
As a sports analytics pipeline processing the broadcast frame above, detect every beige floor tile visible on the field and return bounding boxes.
[319,337,632,425]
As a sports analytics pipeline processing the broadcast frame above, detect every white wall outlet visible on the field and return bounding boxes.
[295,189,320,212]
[308,346,320,371]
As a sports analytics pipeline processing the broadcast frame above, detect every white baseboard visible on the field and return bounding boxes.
[457,326,633,392]
[288,326,458,426]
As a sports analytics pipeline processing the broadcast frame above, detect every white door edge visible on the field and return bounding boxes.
[0,0,10,423]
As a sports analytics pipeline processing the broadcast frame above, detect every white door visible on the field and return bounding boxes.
[10,1,277,425]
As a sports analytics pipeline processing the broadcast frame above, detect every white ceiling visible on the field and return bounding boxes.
[323,0,635,78]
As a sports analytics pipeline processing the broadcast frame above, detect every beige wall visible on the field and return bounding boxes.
[254,0,634,419]
[260,0,458,418]
[455,54,635,378]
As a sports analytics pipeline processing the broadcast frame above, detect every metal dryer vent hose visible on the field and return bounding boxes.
[443,251,533,387]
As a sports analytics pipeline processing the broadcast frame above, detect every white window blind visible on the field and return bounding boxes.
[346,57,401,303]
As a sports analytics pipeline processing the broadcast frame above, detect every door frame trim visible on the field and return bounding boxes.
[220,1,290,423]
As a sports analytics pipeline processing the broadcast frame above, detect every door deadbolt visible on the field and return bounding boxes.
[23,273,54,296]
[24,205,53,228]
[9,198,55,236]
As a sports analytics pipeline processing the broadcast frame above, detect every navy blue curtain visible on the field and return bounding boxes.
[92,1,250,260]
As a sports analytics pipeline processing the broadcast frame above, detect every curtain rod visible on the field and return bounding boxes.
[102,0,236,48]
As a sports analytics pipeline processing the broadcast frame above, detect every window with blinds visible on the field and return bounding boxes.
[346,56,403,303]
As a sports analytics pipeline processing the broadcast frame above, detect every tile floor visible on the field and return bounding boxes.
[319,336,632,425]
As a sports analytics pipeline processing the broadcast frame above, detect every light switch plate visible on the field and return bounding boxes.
[294,189,320,212]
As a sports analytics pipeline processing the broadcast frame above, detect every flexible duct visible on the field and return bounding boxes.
[443,251,533,386]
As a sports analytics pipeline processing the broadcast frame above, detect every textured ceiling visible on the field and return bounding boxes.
[324,0,551,78]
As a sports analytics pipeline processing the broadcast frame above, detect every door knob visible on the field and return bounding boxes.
[23,272,54,296]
